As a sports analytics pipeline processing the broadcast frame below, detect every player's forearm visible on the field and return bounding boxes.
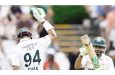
[31,7,57,39]
[74,55,83,69]
[47,29,57,39]
[42,21,57,39]
[87,44,97,58]
[87,44,100,69]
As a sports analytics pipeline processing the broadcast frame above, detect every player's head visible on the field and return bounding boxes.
[17,28,32,42]
[92,37,106,58]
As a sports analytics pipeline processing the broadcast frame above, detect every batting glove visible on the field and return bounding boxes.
[31,6,46,23]
[79,46,87,56]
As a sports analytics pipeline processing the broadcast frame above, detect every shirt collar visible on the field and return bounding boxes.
[99,53,105,59]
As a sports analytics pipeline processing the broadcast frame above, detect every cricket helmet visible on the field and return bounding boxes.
[92,37,106,58]
[92,37,106,48]
[17,28,32,39]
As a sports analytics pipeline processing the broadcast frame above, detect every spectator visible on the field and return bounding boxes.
[85,5,99,29]
[0,37,11,70]
[55,48,70,70]
[43,48,59,70]
[106,10,115,65]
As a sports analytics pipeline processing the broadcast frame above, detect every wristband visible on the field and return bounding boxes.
[43,21,54,31]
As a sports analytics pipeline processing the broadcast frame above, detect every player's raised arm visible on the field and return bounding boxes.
[80,34,100,69]
[74,46,87,70]
[31,7,57,40]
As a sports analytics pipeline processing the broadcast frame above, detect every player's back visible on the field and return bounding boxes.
[11,36,51,70]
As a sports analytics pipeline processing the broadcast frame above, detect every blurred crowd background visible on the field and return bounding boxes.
[0,5,115,70]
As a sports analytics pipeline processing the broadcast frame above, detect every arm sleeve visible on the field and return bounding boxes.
[11,46,20,67]
[39,35,51,48]
[81,56,88,67]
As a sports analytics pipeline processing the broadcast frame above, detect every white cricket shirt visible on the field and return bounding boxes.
[11,35,51,70]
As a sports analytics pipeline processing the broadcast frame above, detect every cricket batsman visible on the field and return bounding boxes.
[74,37,115,70]
[11,7,57,70]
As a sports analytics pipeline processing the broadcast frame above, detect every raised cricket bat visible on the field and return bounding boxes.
[80,34,100,69]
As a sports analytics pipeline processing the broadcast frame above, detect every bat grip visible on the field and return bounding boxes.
[84,42,90,47]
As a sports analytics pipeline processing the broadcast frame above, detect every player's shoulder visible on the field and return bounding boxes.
[12,44,18,49]
[103,54,112,60]
[35,35,51,43]
[39,35,50,40]
[31,35,49,41]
